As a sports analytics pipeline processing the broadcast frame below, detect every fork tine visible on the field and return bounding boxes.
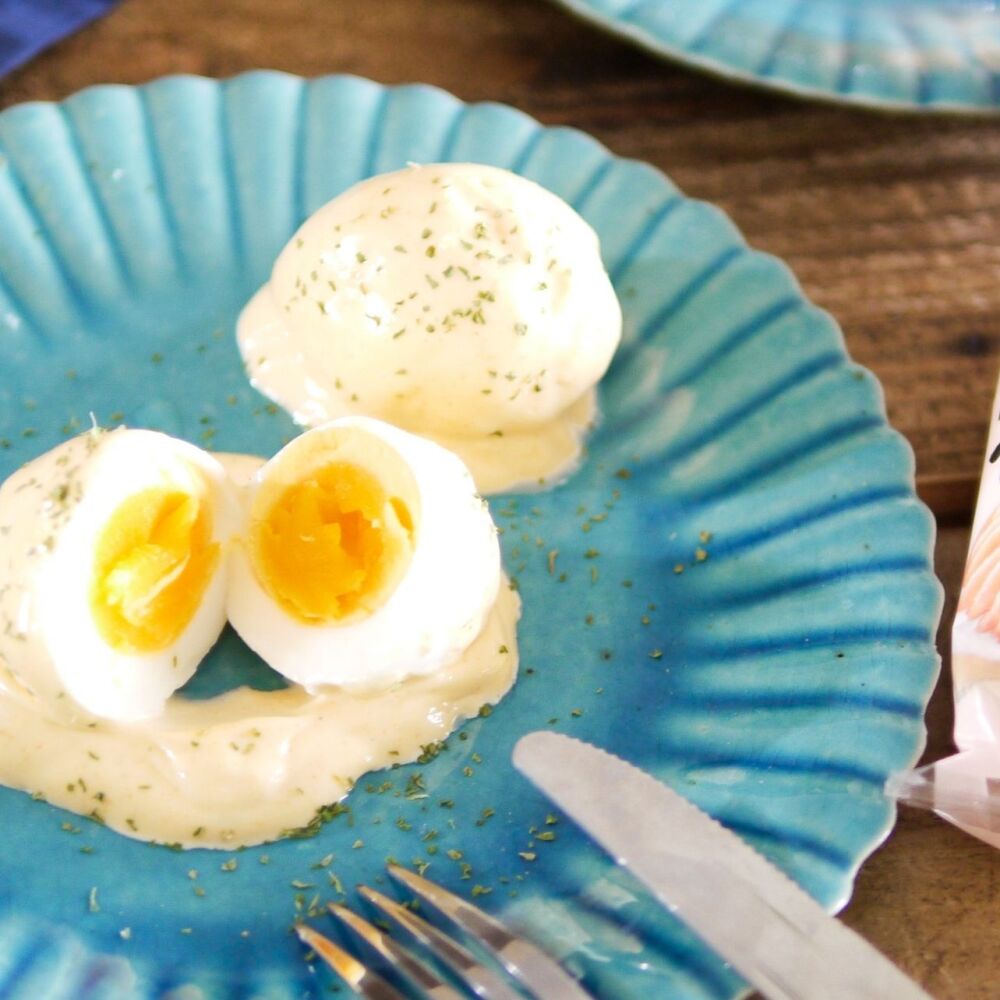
[295,923,408,1000]
[328,903,466,1000]
[387,865,592,1000]
[358,884,523,1000]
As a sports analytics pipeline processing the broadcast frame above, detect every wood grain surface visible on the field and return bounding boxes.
[3,1,999,997]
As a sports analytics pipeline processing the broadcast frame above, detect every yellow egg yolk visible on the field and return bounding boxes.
[90,488,220,654]
[252,462,414,624]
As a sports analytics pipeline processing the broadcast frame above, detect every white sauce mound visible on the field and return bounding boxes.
[237,163,622,493]
[0,583,519,849]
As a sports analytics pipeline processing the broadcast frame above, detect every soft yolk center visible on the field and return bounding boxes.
[90,488,219,654]
[253,462,414,624]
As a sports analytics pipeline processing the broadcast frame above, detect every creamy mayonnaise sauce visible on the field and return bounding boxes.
[237,163,621,494]
[431,391,596,494]
[0,584,519,849]
[0,451,520,848]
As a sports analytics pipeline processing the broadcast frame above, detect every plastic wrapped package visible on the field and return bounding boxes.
[891,374,1000,848]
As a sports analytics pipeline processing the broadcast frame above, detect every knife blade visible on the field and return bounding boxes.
[512,731,933,1000]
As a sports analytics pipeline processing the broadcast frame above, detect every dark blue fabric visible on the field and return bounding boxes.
[0,0,120,78]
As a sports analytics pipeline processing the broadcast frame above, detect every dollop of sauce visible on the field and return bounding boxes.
[237,163,621,494]
[0,584,518,849]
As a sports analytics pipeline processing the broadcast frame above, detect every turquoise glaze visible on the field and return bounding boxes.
[553,0,1000,111]
[0,74,941,999]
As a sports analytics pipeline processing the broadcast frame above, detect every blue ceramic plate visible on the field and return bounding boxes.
[553,0,1000,111]
[0,73,940,1000]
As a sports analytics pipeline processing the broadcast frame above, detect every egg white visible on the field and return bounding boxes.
[226,416,502,691]
[0,427,239,722]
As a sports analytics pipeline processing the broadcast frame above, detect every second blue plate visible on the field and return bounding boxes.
[553,0,1000,111]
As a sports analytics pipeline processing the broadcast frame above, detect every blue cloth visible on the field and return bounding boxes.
[0,0,120,78]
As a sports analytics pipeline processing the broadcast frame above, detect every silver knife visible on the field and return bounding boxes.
[512,731,933,1000]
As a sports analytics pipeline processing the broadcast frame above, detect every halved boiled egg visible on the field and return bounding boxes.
[0,427,239,722]
[226,416,502,690]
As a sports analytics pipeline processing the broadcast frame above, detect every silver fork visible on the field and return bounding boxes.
[296,863,592,999]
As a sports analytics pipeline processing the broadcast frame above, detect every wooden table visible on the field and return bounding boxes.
[4,1,998,997]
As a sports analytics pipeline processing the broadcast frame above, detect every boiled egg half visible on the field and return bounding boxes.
[226,416,502,690]
[0,428,239,722]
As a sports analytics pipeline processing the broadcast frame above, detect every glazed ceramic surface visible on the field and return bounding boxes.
[553,0,1000,111]
[0,73,940,999]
